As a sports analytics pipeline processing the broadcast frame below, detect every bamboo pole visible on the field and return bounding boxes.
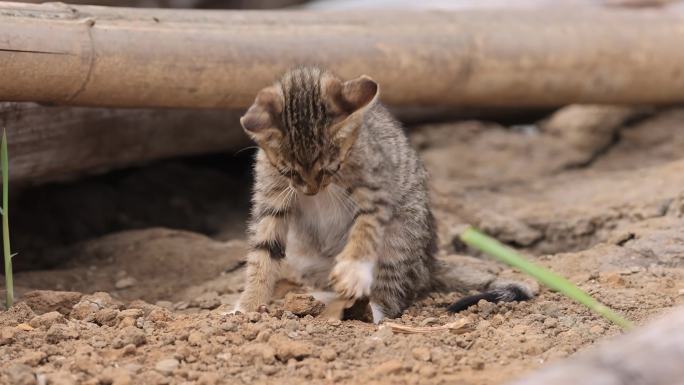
[2,3,684,108]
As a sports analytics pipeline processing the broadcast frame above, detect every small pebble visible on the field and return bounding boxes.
[489,313,505,325]
[155,358,179,375]
[117,309,144,319]
[18,351,47,367]
[411,347,431,362]
[319,347,337,362]
[282,311,297,320]
[256,329,272,342]
[0,326,17,345]
[471,359,485,370]
[112,326,146,348]
[283,294,325,317]
[123,344,137,356]
[417,363,437,378]
[188,331,204,346]
[29,312,66,329]
[543,318,558,329]
[284,319,299,333]
[115,277,137,290]
[222,321,238,332]
[262,365,279,376]
[371,325,394,343]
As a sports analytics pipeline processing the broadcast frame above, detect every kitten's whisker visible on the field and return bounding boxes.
[326,189,339,219]
[273,188,289,207]
[233,146,259,156]
[270,186,292,214]
[332,184,358,215]
[329,185,348,215]
[330,184,356,217]
[334,190,350,220]
[282,186,296,211]
[328,187,345,219]
[285,186,297,214]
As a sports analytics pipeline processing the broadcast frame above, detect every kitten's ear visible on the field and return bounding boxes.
[340,75,379,113]
[325,75,379,115]
[326,75,379,160]
[240,86,283,146]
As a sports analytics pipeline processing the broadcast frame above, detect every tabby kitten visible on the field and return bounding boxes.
[235,67,530,322]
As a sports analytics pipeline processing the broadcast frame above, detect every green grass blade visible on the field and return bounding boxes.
[460,227,633,329]
[2,129,12,308]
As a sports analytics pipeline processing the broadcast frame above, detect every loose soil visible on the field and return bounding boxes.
[1,106,683,385]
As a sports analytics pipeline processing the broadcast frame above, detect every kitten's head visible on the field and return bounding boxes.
[240,67,378,195]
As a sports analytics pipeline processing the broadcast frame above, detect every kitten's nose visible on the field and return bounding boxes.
[302,184,319,195]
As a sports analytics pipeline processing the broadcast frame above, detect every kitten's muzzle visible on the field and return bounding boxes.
[302,184,320,195]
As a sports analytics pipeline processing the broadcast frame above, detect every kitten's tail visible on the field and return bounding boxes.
[446,283,534,313]
[432,257,537,312]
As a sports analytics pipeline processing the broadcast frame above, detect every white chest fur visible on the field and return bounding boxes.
[283,187,355,287]
[296,189,354,250]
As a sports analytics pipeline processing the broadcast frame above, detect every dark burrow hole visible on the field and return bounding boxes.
[5,149,257,272]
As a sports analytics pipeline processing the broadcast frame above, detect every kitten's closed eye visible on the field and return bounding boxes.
[291,171,304,184]
[275,167,292,179]
[321,166,339,178]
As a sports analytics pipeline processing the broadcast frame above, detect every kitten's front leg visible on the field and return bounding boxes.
[235,203,290,313]
[330,188,391,300]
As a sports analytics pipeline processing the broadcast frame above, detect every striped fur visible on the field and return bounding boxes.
[235,67,529,320]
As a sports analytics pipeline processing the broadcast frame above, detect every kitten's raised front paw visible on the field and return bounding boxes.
[329,259,375,299]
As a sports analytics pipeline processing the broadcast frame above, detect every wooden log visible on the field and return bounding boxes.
[2,3,684,108]
[304,0,683,10]
[1,103,249,184]
[510,306,684,385]
[1,102,551,184]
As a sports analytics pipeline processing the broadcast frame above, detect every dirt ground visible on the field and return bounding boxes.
[1,106,683,385]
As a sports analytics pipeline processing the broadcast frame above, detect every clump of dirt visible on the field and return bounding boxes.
[1,106,684,385]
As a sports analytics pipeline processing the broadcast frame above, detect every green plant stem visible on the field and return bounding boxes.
[2,129,12,308]
[460,227,633,330]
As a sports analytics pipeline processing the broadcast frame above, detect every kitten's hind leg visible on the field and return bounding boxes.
[370,302,385,324]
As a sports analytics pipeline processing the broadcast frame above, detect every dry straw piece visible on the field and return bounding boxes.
[385,318,472,334]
